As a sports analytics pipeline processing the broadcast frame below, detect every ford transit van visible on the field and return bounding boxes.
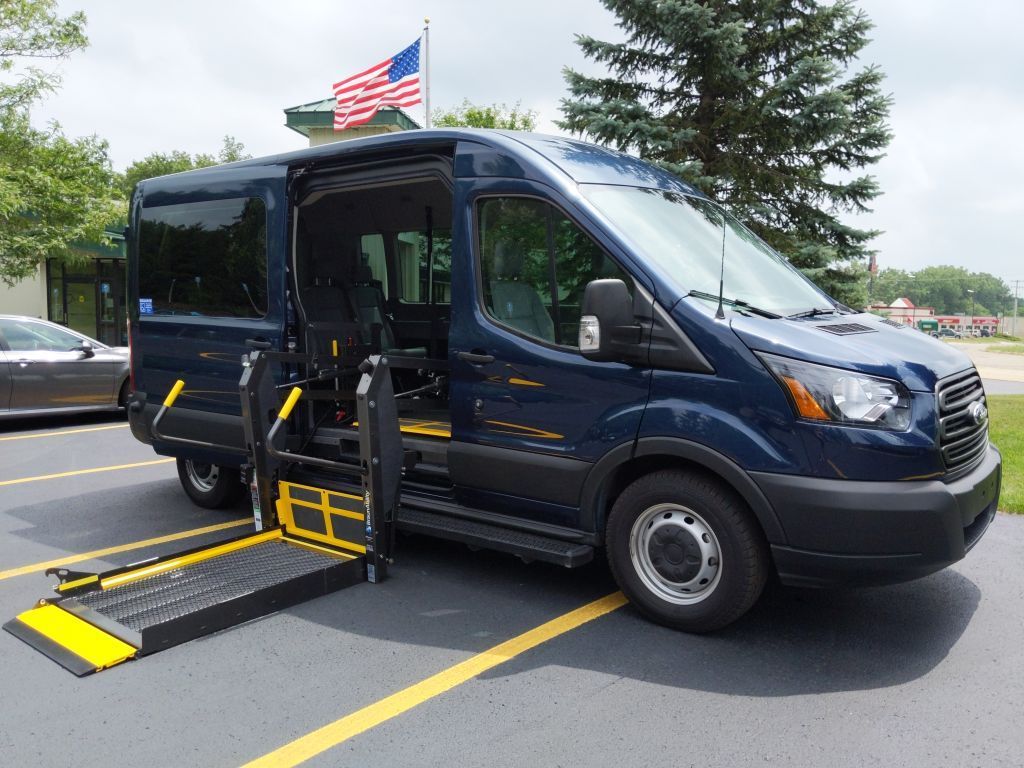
[127,129,1000,631]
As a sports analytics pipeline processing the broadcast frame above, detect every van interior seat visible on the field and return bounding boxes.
[487,241,555,342]
[303,262,361,359]
[348,265,426,357]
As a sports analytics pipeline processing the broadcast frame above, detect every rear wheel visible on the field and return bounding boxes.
[606,469,769,633]
[176,458,244,509]
[117,379,130,409]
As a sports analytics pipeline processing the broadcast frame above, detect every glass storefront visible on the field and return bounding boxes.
[46,257,127,346]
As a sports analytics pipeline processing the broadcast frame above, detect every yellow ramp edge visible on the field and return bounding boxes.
[7,604,137,676]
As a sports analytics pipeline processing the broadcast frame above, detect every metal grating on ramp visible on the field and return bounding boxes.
[76,540,343,632]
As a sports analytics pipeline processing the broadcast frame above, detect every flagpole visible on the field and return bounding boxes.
[423,18,431,128]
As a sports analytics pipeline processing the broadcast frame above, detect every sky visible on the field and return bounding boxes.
[21,0,1024,293]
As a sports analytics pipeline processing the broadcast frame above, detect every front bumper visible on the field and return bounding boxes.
[750,444,1001,587]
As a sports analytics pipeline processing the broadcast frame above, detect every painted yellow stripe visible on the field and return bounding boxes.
[101,529,282,589]
[0,458,174,487]
[242,592,627,768]
[0,519,250,582]
[15,604,137,671]
[0,424,129,442]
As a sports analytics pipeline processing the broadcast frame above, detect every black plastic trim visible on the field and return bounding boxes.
[448,440,591,507]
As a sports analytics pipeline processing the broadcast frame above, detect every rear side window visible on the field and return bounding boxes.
[138,198,267,318]
[396,229,452,304]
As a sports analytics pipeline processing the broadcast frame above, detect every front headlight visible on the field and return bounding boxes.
[758,352,912,431]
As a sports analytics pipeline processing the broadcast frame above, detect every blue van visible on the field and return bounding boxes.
[127,129,1000,631]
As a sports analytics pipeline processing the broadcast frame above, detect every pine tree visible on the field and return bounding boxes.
[560,0,891,306]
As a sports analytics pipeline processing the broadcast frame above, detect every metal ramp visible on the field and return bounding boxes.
[5,529,363,676]
[5,350,410,675]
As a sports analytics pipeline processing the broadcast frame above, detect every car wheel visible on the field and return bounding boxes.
[606,469,769,633]
[176,458,244,509]
[117,379,130,409]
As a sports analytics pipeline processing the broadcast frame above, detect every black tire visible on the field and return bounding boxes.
[117,379,130,409]
[605,469,769,633]
[176,458,244,510]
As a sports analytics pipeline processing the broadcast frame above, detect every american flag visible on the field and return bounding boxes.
[333,39,422,131]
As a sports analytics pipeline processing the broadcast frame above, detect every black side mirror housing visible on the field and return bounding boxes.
[579,279,643,363]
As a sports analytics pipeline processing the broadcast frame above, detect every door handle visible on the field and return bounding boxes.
[16,359,35,367]
[457,350,495,365]
[246,338,272,350]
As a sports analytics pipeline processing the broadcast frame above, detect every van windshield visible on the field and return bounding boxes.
[581,185,832,316]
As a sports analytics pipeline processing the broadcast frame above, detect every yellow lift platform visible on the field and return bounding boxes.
[5,349,411,675]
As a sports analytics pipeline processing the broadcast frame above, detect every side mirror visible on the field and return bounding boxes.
[75,341,95,358]
[579,279,642,362]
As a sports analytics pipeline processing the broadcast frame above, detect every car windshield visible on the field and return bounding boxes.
[581,185,832,316]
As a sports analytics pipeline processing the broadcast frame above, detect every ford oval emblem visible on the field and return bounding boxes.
[967,401,988,426]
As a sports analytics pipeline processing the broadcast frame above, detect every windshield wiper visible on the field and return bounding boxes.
[787,307,838,319]
[687,290,781,319]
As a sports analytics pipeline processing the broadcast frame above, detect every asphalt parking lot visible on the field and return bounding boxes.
[2,413,1023,767]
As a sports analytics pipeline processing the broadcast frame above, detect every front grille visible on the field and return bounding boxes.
[937,370,989,476]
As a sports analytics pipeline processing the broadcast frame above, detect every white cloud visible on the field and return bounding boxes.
[22,0,1024,286]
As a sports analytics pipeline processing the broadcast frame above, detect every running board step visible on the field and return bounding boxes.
[397,508,594,567]
[3,528,364,676]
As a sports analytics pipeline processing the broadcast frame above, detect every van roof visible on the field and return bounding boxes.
[138,128,702,197]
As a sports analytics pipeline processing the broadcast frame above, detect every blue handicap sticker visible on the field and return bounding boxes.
[139,298,154,315]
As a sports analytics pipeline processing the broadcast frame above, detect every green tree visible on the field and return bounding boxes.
[1,1,122,285]
[120,136,251,197]
[0,0,86,111]
[871,265,1012,315]
[432,99,538,130]
[560,0,891,306]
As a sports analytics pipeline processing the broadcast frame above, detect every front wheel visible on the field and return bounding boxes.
[176,458,244,509]
[606,469,769,633]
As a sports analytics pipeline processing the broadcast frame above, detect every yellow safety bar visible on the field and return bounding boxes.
[278,386,303,421]
[163,379,185,408]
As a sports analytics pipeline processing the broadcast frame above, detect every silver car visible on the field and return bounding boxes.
[0,315,130,419]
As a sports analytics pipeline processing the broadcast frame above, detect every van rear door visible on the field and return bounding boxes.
[129,164,287,461]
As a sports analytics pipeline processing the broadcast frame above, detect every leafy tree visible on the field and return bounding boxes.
[0,0,86,111]
[432,99,538,130]
[560,0,891,307]
[1,1,122,285]
[871,265,1012,315]
[120,136,251,197]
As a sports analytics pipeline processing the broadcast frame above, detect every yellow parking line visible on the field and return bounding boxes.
[0,519,251,581]
[242,592,628,768]
[0,458,174,487]
[0,424,129,442]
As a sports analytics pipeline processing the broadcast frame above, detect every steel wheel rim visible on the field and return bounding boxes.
[629,503,723,605]
[185,460,219,493]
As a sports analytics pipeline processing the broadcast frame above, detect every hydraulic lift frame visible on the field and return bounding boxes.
[4,347,422,675]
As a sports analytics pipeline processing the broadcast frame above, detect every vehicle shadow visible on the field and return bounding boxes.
[295,532,981,697]
[0,410,126,434]
[1,482,981,697]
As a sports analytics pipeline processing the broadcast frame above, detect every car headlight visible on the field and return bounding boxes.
[758,353,912,431]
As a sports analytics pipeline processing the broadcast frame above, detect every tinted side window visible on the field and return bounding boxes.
[478,197,631,347]
[396,229,452,304]
[0,319,82,352]
[360,234,388,297]
[138,198,267,318]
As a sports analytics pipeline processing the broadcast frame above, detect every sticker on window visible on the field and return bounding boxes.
[139,298,154,315]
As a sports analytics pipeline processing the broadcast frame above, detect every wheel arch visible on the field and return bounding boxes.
[581,437,787,546]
